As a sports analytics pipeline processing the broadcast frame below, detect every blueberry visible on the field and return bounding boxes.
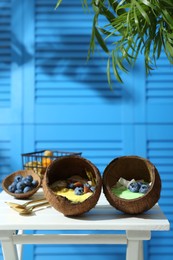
[14,175,23,183]
[84,183,91,188]
[12,181,17,188]
[23,186,32,193]
[15,189,23,194]
[139,184,149,194]
[16,181,25,191]
[8,184,16,193]
[137,181,142,188]
[32,180,38,187]
[74,187,84,195]
[67,183,75,189]
[23,178,32,186]
[128,182,140,192]
[26,175,33,182]
[90,186,96,192]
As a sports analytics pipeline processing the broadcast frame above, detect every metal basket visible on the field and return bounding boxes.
[21,150,82,178]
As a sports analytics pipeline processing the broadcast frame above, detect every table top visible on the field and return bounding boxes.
[0,189,170,231]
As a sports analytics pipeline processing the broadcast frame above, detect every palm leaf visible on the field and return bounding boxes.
[133,0,151,25]
[95,27,109,53]
[55,0,63,9]
[140,0,158,10]
[55,0,173,86]
[100,4,116,23]
[112,51,123,83]
[107,57,112,88]
[108,0,126,15]
[162,9,173,28]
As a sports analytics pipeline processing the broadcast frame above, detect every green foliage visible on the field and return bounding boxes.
[56,0,173,84]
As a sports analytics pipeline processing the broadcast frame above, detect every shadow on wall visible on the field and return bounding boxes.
[34,32,131,102]
[11,32,32,66]
[10,29,133,102]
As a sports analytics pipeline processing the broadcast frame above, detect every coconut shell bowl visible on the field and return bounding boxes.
[102,155,161,214]
[2,169,41,199]
[42,155,102,216]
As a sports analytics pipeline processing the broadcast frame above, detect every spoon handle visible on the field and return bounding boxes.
[24,198,47,206]
[6,198,47,208]
[20,202,50,214]
[31,201,50,210]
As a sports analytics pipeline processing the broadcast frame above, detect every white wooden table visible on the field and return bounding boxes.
[0,189,170,260]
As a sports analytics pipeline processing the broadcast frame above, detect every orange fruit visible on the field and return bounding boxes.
[44,150,53,157]
[42,157,52,168]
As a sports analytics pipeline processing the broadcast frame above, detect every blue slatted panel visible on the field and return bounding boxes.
[145,53,173,259]
[0,125,22,187]
[33,0,134,127]
[0,0,12,187]
[34,244,125,260]
[146,52,173,123]
[147,125,173,259]
[0,125,22,259]
[0,0,12,126]
[33,230,126,260]
[34,124,124,173]
[0,140,11,182]
[34,0,122,107]
[146,56,173,102]
[0,2,12,258]
[0,0,11,107]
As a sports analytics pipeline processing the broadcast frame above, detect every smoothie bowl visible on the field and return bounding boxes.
[102,156,161,214]
[42,155,102,216]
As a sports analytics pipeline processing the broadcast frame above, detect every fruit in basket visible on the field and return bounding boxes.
[44,150,53,157]
[24,161,42,172]
[42,157,52,168]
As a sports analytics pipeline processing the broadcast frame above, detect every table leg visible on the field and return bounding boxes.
[0,230,18,260]
[126,231,151,260]
[126,239,143,260]
[16,230,23,260]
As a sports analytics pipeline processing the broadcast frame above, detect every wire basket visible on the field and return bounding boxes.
[21,150,82,178]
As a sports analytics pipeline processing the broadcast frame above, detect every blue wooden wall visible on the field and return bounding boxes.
[0,0,173,259]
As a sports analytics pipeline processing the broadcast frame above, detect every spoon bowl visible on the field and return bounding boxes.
[10,201,50,214]
[6,198,47,209]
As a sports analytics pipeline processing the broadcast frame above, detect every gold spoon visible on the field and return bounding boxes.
[6,198,47,209]
[10,201,50,215]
